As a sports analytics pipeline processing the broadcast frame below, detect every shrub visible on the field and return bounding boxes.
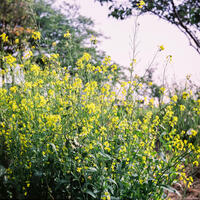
[0,32,199,200]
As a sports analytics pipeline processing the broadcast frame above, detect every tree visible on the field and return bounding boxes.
[0,0,34,32]
[0,0,124,86]
[33,0,106,72]
[31,0,125,82]
[95,0,200,54]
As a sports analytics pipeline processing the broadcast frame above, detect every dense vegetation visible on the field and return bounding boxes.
[0,0,199,199]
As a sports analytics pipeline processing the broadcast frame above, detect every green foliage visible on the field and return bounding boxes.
[0,0,34,30]
[33,0,106,72]
[0,37,199,199]
[0,1,200,199]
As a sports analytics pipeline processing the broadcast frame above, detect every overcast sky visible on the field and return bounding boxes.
[57,0,200,86]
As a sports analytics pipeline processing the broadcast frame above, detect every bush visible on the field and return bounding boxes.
[0,31,200,200]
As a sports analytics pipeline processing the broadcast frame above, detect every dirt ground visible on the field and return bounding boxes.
[166,167,200,200]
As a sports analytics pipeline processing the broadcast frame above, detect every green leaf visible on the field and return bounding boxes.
[49,142,58,154]
[87,167,97,173]
[98,151,112,160]
[107,178,118,186]
[0,165,6,177]
[85,190,96,198]
[161,185,181,196]
[110,197,120,200]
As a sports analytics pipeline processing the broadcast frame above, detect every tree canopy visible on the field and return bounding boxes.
[95,0,200,54]
[32,0,106,72]
[0,0,125,86]
[0,0,105,70]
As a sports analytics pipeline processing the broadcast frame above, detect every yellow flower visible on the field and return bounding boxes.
[0,33,8,42]
[10,86,17,93]
[103,192,111,200]
[3,54,16,66]
[193,161,199,167]
[77,167,82,173]
[103,56,111,65]
[167,55,172,62]
[180,105,185,111]
[137,0,145,8]
[82,52,91,62]
[148,81,153,86]
[90,35,97,44]
[15,38,19,44]
[32,31,41,40]
[160,87,165,93]
[139,179,143,184]
[182,92,189,99]
[191,130,197,137]
[171,95,178,102]
[64,30,71,38]
[52,41,57,46]
[30,64,40,76]
[159,45,165,51]
[111,64,117,72]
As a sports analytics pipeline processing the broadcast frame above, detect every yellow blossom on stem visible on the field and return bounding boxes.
[159,45,165,51]
[182,91,189,99]
[64,30,71,38]
[0,33,8,42]
[15,38,19,44]
[77,167,82,173]
[3,54,16,66]
[180,105,185,111]
[52,41,57,46]
[167,55,172,62]
[32,31,41,40]
[90,35,97,44]
[193,161,199,167]
[137,0,145,8]
[171,95,178,102]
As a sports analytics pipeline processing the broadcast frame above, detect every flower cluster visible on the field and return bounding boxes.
[0,33,199,199]
[137,0,145,8]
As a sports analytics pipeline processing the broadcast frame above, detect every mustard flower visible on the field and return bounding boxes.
[10,86,18,93]
[77,167,82,173]
[187,129,198,137]
[64,30,71,38]
[82,52,91,62]
[102,192,111,200]
[159,45,165,51]
[52,41,57,46]
[103,56,111,65]
[0,33,8,42]
[148,81,153,86]
[130,58,136,67]
[111,64,117,72]
[30,64,40,76]
[171,95,178,102]
[3,54,16,66]
[166,55,172,62]
[137,0,145,8]
[193,161,199,167]
[182,91,189,99]
[32,31,41,40]
[179,105,185,111]
[15,38,19,44]
[90,35,97,44]
[160,87,165,93]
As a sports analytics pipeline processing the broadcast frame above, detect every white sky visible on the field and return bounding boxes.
[57,0,200,86]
